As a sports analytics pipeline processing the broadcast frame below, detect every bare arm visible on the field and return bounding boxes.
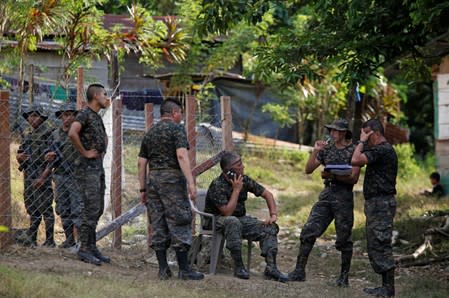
[262,189,277,224]
[138,157,148,203]
[351,142,369,167]
[305,141,326,174]
[217,175,243,216]
[334,166,361,184]
[68,122,99,159]
[176,148,196,200]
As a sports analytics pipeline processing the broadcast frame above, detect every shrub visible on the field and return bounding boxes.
[394,143,422,178]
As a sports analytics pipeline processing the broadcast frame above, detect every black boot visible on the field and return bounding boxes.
[59,220,76,248]
[336,250,352,287]
[89,228,110,263]
[230,249,249,280]
[25,216,40,247]
[77,225,101,266]
[155,250,172,280]
[264,250,288,283]
[176,249,204,280]
[42,215,55,247]
[363,269,395,297]
[288,253,308,282]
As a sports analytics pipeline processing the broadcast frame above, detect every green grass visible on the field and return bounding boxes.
[0,265,229,298]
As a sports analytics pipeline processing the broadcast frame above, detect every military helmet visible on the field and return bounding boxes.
[55,102,78,118]
[22,104,48,121]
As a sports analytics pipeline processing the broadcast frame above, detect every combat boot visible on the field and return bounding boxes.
[59,221,76,248]
[25,217,39,247]
[363,269,395,297]
[43,215,55,247]
[89,228,110,263]
[176,249,204,280]
[264,250,288,283]
[288,254,308,282]
[77,225,101,266]
[230,249,250,279]
[155,250,172,280]
[336,250,352,287]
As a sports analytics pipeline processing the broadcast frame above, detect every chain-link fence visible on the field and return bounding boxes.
[0,86,229,254]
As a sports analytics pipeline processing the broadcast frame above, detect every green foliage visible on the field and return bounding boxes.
[394,143,422,179]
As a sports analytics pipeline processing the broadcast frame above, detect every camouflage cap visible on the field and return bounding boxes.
[324,119,350,131]
[22,104,48,121]
[55,103,78,118]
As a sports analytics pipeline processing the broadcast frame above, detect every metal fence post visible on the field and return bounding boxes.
[0,90,12,248]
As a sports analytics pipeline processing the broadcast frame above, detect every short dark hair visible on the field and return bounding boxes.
[220,151,241,171]
[160,98,182,116]
[86,83,105,102]
[362,119,384,135]
[430,172,440,182]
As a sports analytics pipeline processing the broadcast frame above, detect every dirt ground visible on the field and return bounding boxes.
[1,240,448,298]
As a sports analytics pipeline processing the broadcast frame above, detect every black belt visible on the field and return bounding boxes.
[324,180,353,190]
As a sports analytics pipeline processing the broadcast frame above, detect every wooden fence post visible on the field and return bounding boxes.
[186,95,197,169]
[111,98,122,249]
[220,96,233,151]
[144,103,154,249]
[0,91,12,249]
[76,67,84,109]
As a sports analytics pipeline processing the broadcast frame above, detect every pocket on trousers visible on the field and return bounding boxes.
[173,199,192,226]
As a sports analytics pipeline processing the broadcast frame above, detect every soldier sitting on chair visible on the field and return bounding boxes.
[204,151,288,282]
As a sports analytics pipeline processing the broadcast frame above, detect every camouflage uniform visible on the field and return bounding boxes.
[19,108,55,245]
[138,119,192,251]
[205,174,279,257]
[299,143,355,256]
[48,125,83,242]
[362,142,398,274]
[73,107,107,250]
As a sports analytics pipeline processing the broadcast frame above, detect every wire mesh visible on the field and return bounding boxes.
[0,83,225,255]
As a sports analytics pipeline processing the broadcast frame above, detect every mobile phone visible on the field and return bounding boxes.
[226,169,237,180]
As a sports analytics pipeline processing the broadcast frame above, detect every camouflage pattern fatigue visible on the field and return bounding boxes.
[362,142,398,200]
[299,143,356,254]
[364,195,396,273]
[300,186,354,254]
[49,128,83,228]
[146,169,192,251]
[205,174,265,217]
[216,215,279,256]
[204,174,278,255]
[73,107,107,247]
[75,161,105,230]
[362,142,398,273]
[20,122,55,225]
[74,107,107,155]
[138,119,191,252]
[138,119,189,170]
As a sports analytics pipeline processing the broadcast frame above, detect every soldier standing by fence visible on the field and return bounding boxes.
[16,104,55,247]
[137,98,204,280]
[69,84,110,265]
[289,119,360,287]
[43,103,82,248]
[352,119,398,298]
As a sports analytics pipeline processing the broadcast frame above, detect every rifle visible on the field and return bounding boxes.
[18,135,38,180]
[47,141,76,177]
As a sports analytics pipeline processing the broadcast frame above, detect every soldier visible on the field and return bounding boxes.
[137,98,204,280]
[68,84,110,265]
[205,151,288,282]
[16,104,55,247]
[289,119,360,287]
[43,103,83,248]
[352,119,397,298]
